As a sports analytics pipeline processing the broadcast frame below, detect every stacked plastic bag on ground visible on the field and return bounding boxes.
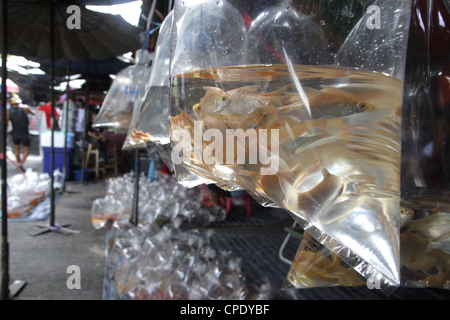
[91,173,226,230]
[97,172,270,300]
[104,222,271,300]
[5,169,51,218]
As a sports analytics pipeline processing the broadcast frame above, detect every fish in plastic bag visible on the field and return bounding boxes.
[94,50,152,133]
[283,231,365,289]
[400,210,450,289]
[283,207,450,291]
[125,11,174,150]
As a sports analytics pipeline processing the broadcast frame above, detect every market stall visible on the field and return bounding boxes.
[2,0,449,301]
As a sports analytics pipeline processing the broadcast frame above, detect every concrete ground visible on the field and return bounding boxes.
[5,149,108,300]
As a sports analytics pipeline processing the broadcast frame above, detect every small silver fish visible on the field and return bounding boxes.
[192,87,224,119]
[192,84,294,120]
[408,212,450,242]
[278,87,374,122]
[428,233,450,254]
[400,207,415,227]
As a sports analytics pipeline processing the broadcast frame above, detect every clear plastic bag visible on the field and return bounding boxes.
[400,210,450,289]
[398,0,450,290]
[151,142,175,173]
[250,0,450,291]
[169,0,412,288]
[91,171,226,230]
[94,50,152,133]
[285,207,450,291]
[283,231,365,289]
[106,223,271,300]
[124,11,174,150]
[6,169,50,218]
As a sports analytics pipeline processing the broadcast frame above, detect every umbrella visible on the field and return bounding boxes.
[2,1,142,62]
[0,77,19,93]
[1,0,143,299]
[37,57,131,77]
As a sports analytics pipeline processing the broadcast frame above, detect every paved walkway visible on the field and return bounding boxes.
[7,181,108,300]
[5,149,107,299]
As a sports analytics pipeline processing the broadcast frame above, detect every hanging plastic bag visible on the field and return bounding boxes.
[398,0,450,290]
[284,208,450,290]
[283,230,366,289]
[169,0,412,289]
[123,11,174,150]
[283,0,450,291]
[168,0,250,189]
[94,50,152,133]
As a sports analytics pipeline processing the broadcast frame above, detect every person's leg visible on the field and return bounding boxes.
[13,144,22,164]
[21,146,30,166]
[11,134,22,164]
[20,135,31,166]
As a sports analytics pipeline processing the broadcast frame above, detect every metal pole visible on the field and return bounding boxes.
[30,1,76,237]
[130,149,140,226]
[80,62,89,184]
[62,60,71,192]
[49,1,56,227]
[1,0,9,301]
[129,0,155,226]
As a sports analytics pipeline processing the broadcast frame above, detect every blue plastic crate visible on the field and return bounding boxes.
[42,147,73,179]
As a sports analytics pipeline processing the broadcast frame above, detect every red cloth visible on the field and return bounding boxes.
[39,104,59,129]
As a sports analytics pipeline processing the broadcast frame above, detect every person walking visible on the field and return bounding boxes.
[6,94,35,171]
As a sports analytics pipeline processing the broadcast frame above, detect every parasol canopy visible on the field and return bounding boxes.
[36,57,131,77]
[0,1,142,62]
